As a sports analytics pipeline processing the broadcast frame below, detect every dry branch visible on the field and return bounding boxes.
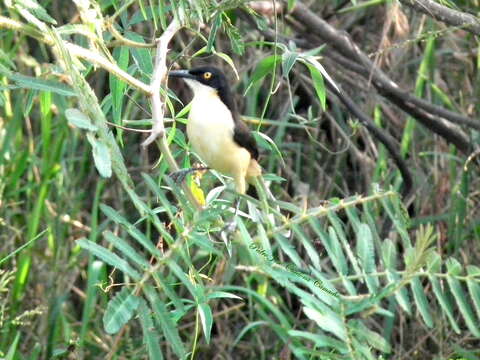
[400,0,480,36]
[142,19,181,147]
[289,2,474,153]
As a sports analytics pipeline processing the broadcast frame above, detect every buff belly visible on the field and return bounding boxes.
[186,93,254,193]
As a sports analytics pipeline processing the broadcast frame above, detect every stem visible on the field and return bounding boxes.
[142,19,181,146]
[0,16,152,95]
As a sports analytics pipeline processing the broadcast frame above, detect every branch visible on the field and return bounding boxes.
[0,15,152,95]
[106,19,156,48]
[136,19,202,209]
[399,0,480,36]
[241,9,413,197]
[66,43,152,94]
[142,19,181,147]
[289,2,474,153]
[324,80,414,199]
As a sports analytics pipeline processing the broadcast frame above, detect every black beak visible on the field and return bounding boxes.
[169,69,195,80]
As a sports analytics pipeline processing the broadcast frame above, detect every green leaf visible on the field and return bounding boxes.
[467,268,480,321]
[306,62,326,110]
[354,320,391,353]
[356,224,375,273]
[328,211,362,276]
[125,32,153,80]
[207,291,243,300]
[144,285,186,358]
[287,0,297,12]
[225,21,244,55]
[309,219,356,295]
[198,303,213,344]
[207,14,222,52]
[110,46,129,125]
[292,225,321,270]
[447,275,480,336]
[104,231,150,269]
[65,108,98,131]
[253,131,285,165]
[138,299,163,360]
[288,330,348,352]
[303,306,347,341]
[410,277,433,327]
[100,204,162,257]
[426,251,442,273]
[103,287,140,334]
[356,223,379,292]
[16,0,57,24]
[76,238,141,280]
[381,239,396,270]
[100,203,128,224]
[233,321,269,346]
[245,55,280,94]
[5,332,20,360]
[0,67,76,96]
[214,51,240,79]
[274,233,302,269]
[282,50,298,77]
[429,275,461,333]
[386,270,411,314]
[0,48,16,70]
[80,260,105,345]
[87,133,112,178]
[446,257,463,276]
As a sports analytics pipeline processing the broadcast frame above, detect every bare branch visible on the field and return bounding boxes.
[142,19,181,147]
[289,2,474,153]
[400,0,480,36]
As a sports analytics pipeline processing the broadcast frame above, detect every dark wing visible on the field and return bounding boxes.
[233,118,259,160]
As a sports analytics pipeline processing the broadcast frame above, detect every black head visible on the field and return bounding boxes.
[169,66,237,114]
[169,66,229,90]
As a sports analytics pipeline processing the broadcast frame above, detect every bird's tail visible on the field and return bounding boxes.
[246,159,262,178]
[246,159,263,199]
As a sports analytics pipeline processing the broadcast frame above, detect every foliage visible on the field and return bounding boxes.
[0,0,479,359]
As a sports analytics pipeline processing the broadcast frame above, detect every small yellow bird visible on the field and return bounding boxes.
[169,66,261,194]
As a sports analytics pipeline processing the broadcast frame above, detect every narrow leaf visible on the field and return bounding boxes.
[447,275,480,336]
[303,306,347,341]
[410,277,433,327]
[198,303,213,344]
[76,238,141,280]
[245,55,280,94]
[104,231,150,269]
[144,285,186,358]
[87,133,112,178]
[138,299,163,360]
[103,287,141,334]
[65,108,97,131]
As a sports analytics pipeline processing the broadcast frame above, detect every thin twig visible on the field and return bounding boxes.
[106,19,156,48]
[105,121,152,132]
[289,3,474,153]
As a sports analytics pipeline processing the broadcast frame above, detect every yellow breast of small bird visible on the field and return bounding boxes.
[187,91,251,178]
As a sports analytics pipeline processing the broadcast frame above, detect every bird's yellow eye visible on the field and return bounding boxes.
[203,72,212,80]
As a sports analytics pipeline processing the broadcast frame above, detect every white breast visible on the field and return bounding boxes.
[185,81,250,177]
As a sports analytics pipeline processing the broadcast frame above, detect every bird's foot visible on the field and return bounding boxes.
[169,166,210,184]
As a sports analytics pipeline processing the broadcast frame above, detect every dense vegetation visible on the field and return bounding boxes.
[1,0,479,359]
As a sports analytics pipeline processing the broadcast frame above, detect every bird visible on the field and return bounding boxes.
[169,66,262,195]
